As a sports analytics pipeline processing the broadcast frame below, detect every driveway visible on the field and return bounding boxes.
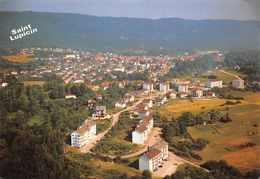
[153,152,184,178]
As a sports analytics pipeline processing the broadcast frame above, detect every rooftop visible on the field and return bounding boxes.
[143,148,161,159]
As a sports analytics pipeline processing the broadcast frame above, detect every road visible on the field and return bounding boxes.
[80,91,209,176]
[219,70,242,80]
[80,96,148,153]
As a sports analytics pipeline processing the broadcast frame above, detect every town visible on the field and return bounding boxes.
[0,47,258,179]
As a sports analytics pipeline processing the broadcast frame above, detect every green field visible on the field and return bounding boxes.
[159,98,239,120]
[159,92,260,173]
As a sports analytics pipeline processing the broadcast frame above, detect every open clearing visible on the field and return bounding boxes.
[159,98,239,120]
[164,92,260,172]
[160,92,260,173]
[22,81,45,86]
[2,54,34,63]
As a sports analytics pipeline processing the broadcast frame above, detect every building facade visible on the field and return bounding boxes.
[207,80,223,88]
[143,82,154,92]
[159,82,170,92]
[71,120,96,148]
[132,115,154,144]
[232,79,245,89]
[139,140,168,171]
[178,84,189,92]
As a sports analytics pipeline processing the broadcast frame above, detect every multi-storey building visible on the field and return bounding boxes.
[232,79,245,89]
[207,80,223,88]
[139,140,168,171]
[159,82,170,92]
[71,120,96,148]
[143,82,154,92]
[178,84,189,92]
[132,115,154,144]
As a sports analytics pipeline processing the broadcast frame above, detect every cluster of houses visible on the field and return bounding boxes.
[115,93,135,108]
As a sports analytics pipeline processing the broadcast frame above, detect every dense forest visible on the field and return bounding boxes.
[161,54,218,81]
[0,74,135,178]
[223,50,260,81]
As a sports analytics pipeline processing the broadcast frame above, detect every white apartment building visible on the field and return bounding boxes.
[143,82,154,92]
[232,79,245,89]
[71,120,96,148]
[139,140,168,171]
[132,115,154,144]
[178,84,189,92]
[159,82,170,92]
[207,80,223,88]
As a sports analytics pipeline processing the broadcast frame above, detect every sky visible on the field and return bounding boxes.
[0,0,259,21]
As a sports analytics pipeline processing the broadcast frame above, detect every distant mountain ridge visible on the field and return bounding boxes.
[0,11,259,55]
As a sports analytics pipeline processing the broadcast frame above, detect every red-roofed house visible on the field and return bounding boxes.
[192,88,203,98]
[142,99,153,108]
[166,91,177,99]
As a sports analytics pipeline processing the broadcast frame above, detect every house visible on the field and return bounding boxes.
[159,82,170,92]
[178,84,189,92]
[102,82,111,90]
[143,82,154,92]
[124,93,135,103]
[154,96,167,106]
[137,104,149,111]
[115,101,127,108]
[93,105,106,117]
[0,82,8,88]
[139,140,168,171]
[178,92,190,98]
[71,120,96,148]
[73,77,84,84]
[96,94,103,100]
[192,88,203,98]
[132,115,154,144]
[138,110,150,118]
[207,80,223,88]
[232,79,245,89]
[207,91,216,97]
[166,91,177,99]
[142,99,153,108]
[65,94,77,99]
[87,100,96,110]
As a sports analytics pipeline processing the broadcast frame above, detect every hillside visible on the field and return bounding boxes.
[0,11,259,55]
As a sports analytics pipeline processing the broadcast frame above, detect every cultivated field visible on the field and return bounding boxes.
[159,98,239,120]
[160,92,260,173]
[2,54,34,63]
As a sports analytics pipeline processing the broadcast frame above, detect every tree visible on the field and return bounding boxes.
[142,170,152,179]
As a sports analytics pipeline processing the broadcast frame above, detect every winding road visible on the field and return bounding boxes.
[80,91,209,177]
[219,70,242,80]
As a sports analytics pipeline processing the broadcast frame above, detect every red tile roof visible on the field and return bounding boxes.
[143,148,161,159]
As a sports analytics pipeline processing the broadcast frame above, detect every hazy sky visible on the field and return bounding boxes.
[0,0,259,20]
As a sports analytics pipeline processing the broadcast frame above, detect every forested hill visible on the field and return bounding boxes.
[0,11,259,55]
